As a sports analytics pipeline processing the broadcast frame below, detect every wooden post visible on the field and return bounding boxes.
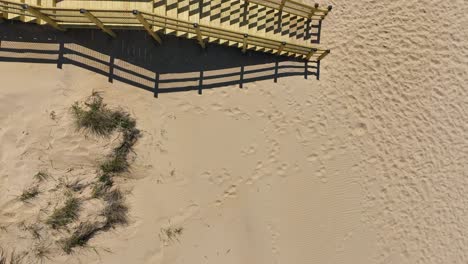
[277,42,286,55]
[242,0,249,24]
[322,5,332,20]
[308,3,319,19]
[274,60,279,83]
[133,10,162,44]
[239,65,244,88]
[198,70,203,94]
[22,4,64,31]
[154,72,159,98]
[317,49,330,61]
[304,61,308,79]
[305,48,317,60]
[80,9,116,38]
[279,0,287,11]
[193,23,205,49]
[316,60,320,80]
[57,40,65,69]
[242,34,248,53]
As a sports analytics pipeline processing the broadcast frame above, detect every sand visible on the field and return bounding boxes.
[0,0,467,263]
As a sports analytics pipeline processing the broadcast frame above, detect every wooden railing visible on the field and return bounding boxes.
[0,0,330,61]
[247,0,332,20]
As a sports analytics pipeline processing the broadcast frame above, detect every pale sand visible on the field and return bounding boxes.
[0,0,467,263]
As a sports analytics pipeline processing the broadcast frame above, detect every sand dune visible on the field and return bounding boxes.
[0,0,467,263]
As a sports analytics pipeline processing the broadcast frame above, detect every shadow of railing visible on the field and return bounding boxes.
[0,21,319,97]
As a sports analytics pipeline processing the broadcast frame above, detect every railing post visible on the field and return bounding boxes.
[277,41,286,55]
[308,3,319,19]
[322,5,333,20]
[305,48,317,61]
[279,0,287,12]
[22,4,64,31]
[133,10,162,44]
[242,34,248,53]
[80,9,116,38]
[193,23,205,49]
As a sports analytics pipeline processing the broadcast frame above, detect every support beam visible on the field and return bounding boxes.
[193,23,205,49]
[317,49,330,61]
[242,34,248,53]
[80,9,116,38]
[22,4,64,31]
[277,41,286,55]
[305,48,317,60]
[133,10,162,44]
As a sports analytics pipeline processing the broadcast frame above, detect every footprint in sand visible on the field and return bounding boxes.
[240,144,257,156]
[352,122,368,136]
[277,163,289,178]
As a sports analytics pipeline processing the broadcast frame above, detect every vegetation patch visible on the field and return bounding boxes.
[0,248,25,264]
[19,186,39,202]
[33,171,50,182]
[46,196,80,229]
[61,222,100,254]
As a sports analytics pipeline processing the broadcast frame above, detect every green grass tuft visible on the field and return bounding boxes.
[102,189,128,228]
[33,171,50,182]
[61,222,100,254]
[0,248,25,264]
[19,186,39,202]
[46,196,80,229]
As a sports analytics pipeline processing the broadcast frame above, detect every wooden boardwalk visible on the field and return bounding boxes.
[0,0,331,61]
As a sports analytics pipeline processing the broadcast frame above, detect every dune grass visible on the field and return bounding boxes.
[33,171,50,182]
[32,243,51,262]
[102,189,128,228]
[161,226,184,242]
[61,222,100,254]
[61,92,140,254]
[46,196,80,229]
[19,186,39,202]
[0,248,24,264]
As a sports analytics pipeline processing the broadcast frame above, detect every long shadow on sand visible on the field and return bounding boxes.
[0,21,320,97]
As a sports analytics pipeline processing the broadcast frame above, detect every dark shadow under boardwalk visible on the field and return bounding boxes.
[0,21,320,97]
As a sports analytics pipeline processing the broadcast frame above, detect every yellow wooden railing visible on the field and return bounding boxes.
[0,0,330,61]
[247,0,332,20]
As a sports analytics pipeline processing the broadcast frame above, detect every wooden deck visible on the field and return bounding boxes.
[0,0,331,61]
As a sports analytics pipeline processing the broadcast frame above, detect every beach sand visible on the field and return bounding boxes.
[0,0,467,263]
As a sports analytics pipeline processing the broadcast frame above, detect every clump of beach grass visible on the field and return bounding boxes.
[46,196,80,229]
[161,226,184,242]
[19,222,42,240]
[32,243,51,263]
[0,248,25,264]
[71,91,136,138]
[102,189,128,228]
[33,171,50,182]
[63,92,140,253]
[19,186,39,202]
[60,222,100,254]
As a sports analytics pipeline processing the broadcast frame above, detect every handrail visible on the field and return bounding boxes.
[0,0,330,61]
[248,0,332,20]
